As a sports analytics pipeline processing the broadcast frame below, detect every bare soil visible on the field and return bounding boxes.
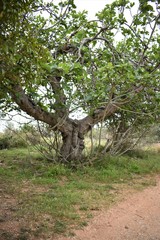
[59,175,160,240]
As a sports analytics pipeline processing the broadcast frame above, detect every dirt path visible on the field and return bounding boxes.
[59,175,160,240]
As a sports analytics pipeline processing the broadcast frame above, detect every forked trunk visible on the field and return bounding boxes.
[60,127,85,162]
[59,101,133,162]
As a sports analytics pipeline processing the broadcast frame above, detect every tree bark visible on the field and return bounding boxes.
[60,123,85,162]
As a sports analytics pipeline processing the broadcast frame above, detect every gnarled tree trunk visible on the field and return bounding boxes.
[60,122,85,162]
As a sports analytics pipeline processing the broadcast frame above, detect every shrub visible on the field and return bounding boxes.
[0,135,11,149]
[9,134,28,148]
[0,133,28,150]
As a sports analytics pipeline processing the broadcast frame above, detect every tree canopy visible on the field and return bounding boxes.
[0,0,160,161]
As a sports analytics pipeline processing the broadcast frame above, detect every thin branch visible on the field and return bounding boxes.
[124,22,148,48]
[140,13,160,62]
[76,26,110,61]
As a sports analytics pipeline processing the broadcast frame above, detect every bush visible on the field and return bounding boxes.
[0,133,28,150]
[0,135,12,149]
[9,134,28,148]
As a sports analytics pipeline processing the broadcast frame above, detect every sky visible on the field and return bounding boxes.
[52,0,114,19]
[56,0,114,15]
[74,0,114,18]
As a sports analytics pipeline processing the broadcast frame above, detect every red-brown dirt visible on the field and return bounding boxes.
[58,175,160,240]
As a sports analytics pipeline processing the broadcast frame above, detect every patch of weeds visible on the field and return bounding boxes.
[67,231,76,237]
[0,167,13,177]
[133,178,157,191]
[67,180,91,190]
[141,180,156,187]
[125,149,149,159]
[90,206,101,211]
[79,205,89,211]
[87,213,93,219]
[32,177,58,185]
[105,184,117,190]
[17,233,29,240]
[129,162,142,174]
[18,188,81,222]
[43,164,71,178]
[0,231,16,240]
[53,220,67,234]
[79,221,88,228]
[66,212,80,220]
[32,223,47,237]
[88,152,160,182]
[18,227,31,240]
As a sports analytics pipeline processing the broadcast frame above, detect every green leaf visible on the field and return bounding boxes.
[40,63,52,72]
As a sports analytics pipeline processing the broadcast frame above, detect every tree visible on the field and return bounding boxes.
[0,0,160,162]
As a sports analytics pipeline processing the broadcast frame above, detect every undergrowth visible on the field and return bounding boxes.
[0,147,160,238]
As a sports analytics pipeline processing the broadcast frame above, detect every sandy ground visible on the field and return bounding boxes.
[59,175,160,240]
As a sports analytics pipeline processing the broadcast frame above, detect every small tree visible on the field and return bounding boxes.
[0,0,159,162]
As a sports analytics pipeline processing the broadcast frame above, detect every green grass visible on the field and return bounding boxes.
[0,147,160,238]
